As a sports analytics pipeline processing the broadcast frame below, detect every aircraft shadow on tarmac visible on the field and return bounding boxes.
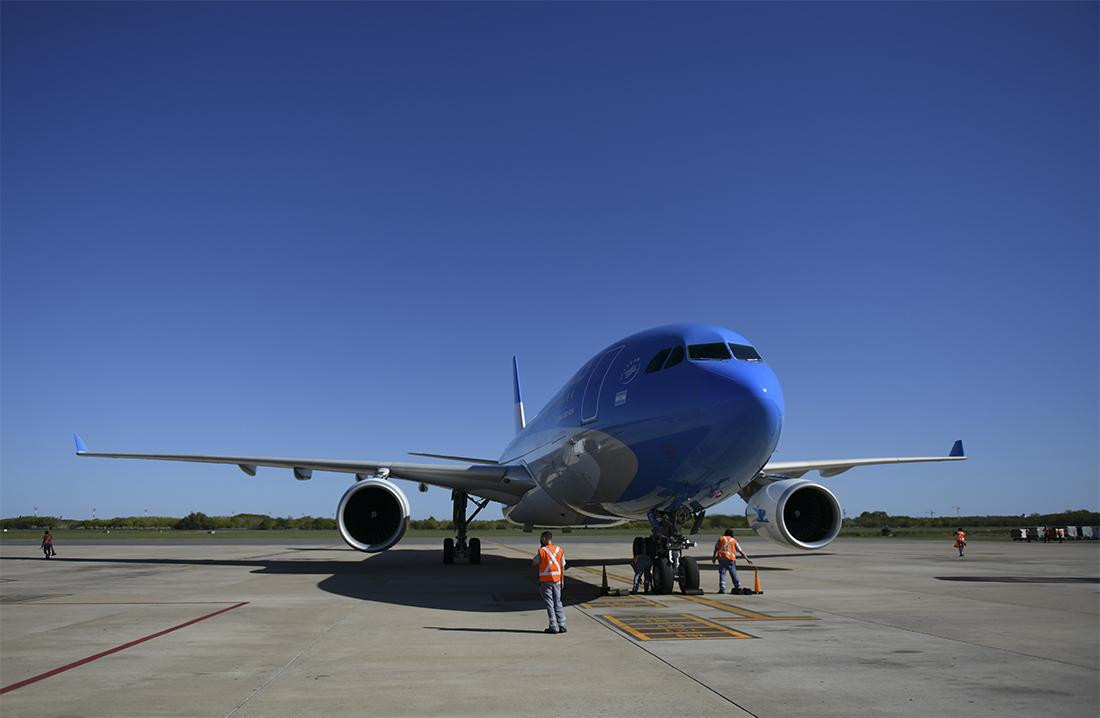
[0,547,810,612]
[0,552,603,612]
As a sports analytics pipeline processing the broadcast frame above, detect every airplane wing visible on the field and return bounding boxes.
[72,434,534,500]
[763,440,966,479]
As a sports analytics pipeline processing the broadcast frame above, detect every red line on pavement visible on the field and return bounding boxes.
[0,601,249,695]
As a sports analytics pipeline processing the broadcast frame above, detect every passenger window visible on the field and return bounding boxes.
[645,348,672,374]
[663,345,685,369]
[688,343,732,361]
[729,343,762,362]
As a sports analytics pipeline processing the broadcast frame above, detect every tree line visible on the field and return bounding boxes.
[2,509,1095,532]
[845,509,1099,529]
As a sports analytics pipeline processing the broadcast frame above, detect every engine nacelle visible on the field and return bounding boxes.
[337,478,410,552]
[744,479,842,550]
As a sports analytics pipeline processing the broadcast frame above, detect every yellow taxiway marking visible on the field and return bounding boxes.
[576,565,635,583]
[603,613,756,641]
[580,594,665,609]
[676,594,817,621]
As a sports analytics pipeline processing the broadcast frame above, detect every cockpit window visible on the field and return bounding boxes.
[663,345,685,369]
[645,348,672,373]
[688,343,732,361]
[729,343,762,362]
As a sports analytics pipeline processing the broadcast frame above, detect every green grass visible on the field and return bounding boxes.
[0,526,1031,542]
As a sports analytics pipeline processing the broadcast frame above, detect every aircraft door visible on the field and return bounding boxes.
[581,345,624,424]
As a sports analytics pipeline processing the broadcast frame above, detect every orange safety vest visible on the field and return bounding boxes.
[538,544,564,583]
[716,535,737,561]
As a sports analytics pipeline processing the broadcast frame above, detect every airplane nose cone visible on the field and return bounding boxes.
[697,361,784,460]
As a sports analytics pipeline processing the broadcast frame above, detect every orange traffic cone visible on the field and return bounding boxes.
[753,566,763,595]
[600,564,610,595]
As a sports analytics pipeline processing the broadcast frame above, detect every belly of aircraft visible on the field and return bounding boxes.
[513,401,777,523]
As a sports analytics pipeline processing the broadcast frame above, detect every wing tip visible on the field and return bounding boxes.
[949,439,965,458]
[73,433,88,454]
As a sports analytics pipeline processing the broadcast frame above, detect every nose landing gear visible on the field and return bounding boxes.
[632,507,704,594]
[442,490,486,565]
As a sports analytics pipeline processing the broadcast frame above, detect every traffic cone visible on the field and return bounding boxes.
[753,566,762,595]
[600,564,610,595]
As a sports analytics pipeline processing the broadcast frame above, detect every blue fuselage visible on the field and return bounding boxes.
[500,324,784,526]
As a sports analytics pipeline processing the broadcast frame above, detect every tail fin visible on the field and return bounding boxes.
[512,356,526,434]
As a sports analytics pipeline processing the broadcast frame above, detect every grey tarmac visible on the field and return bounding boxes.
[0,537,1096,717]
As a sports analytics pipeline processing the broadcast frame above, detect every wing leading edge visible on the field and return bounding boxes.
[73,434,533,501]
[763,440,966,479]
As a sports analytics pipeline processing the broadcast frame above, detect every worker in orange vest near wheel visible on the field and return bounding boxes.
[712,529,753,593]
[532,531,567,634]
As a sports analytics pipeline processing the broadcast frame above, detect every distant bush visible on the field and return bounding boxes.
[3,509,1095,533]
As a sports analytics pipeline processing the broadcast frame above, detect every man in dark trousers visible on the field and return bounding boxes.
[41,530,55,558]
[532,531,567,634]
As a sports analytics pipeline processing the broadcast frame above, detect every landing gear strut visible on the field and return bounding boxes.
[633,506,703,594]
[442,490,487,565]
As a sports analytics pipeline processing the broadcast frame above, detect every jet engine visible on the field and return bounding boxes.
[744,479,842,550]
[337,478,410,552]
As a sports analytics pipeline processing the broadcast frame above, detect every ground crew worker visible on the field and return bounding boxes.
[630,552,652,594]
[954,528,966,558]
[41,530,55,559]
[712,529,752,593]
[532,531,566,634]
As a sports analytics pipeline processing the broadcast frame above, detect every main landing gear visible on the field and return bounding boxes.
[443,490,488,565]
[631,506,704,595]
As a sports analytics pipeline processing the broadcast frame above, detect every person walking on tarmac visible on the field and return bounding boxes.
[41,530,55,559]
[712,529,753,593]
[954,528,966,558]
[532,531,567,634]
[630,551,652,594]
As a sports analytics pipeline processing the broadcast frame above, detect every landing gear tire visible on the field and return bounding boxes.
[632,536,646,557]
[652,557,674,594]
[469,537,481,564]
[443,538,455,564]
[678,556,700,593]
[644,535,656,558]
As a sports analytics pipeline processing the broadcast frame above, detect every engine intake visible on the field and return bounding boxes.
[744,479,842,550]
[337,478,410,552]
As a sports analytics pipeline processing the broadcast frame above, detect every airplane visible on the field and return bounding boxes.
[74,323,966,594]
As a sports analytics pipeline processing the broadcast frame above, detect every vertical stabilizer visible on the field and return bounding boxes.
[512,356,526,434]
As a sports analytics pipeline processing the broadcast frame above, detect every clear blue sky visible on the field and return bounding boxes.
[2,2,1096,521]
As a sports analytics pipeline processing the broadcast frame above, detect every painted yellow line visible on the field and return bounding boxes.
[580,594,665,609]
[677,594,816,621]
[576,565,635,584]
[603,613,756,640]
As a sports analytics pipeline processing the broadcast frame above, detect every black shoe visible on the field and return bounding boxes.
[718,589,725,594]
[544,627,558,634]
[558,627,567,633]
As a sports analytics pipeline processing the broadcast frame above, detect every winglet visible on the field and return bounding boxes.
[74,433,88,454]
[949,440,964,458]
[512,356,526,434]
